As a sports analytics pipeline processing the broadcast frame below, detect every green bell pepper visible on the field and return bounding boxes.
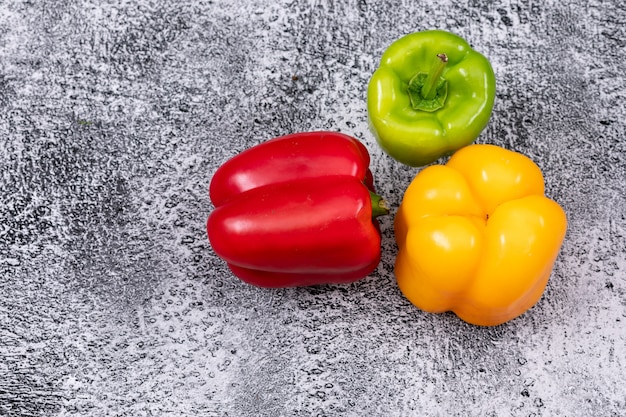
[367,30,496,167]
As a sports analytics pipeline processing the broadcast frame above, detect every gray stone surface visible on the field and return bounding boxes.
[1,0,624,416]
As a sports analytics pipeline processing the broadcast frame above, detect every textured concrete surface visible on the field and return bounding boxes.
[1,1,625,416]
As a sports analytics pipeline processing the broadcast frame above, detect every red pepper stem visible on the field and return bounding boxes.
[421,53,448,100]
[369,190,390,218]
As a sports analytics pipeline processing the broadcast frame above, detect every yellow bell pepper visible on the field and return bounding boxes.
[394,144,567,326]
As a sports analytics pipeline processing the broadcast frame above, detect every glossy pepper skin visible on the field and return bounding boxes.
[394,144,567,326]
[207,132,387,288]
[368,30,496,167]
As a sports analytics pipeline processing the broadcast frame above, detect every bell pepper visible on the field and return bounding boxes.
[367,30,496,167]
[394,144,567,326]
[207,131,388,288]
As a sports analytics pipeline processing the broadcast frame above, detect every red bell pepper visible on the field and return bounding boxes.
[207,132,388,288]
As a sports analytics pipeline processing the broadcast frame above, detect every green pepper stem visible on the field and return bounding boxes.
[421,53,448,100]
[369,190,390,218]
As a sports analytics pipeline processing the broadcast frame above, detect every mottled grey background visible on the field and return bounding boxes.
[0,0,624,416]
